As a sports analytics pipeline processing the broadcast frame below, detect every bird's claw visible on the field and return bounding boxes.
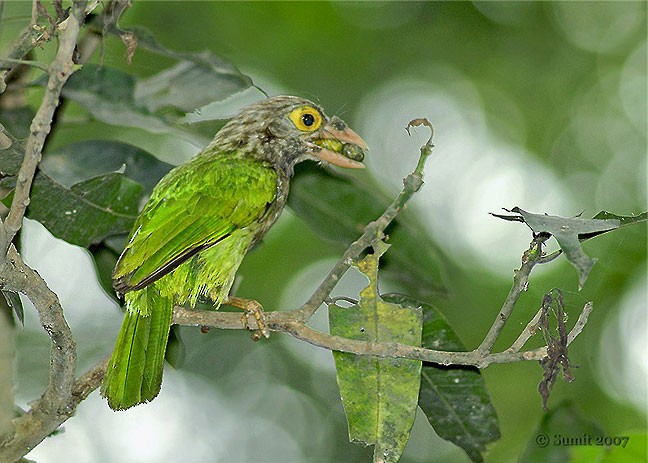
[228,296,270,339]
[240,310,269,340]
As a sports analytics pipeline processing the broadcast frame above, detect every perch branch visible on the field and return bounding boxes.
[173,296,592,369]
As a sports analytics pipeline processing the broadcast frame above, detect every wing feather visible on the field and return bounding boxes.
[113,153,277,294]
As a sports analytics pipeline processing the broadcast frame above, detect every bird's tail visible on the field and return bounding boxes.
[101,285,173,410]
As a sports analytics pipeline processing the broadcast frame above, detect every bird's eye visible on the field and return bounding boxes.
[302,113,315,127]
[289,106,322,132]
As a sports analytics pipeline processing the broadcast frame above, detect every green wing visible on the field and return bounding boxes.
[113,152,277,294]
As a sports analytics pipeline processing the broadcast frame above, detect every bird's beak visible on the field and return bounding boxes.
[307,117,368,169]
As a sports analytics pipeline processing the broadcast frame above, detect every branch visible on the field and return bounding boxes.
[0,2,89,460]
[475,233,549,355]
[173,294,593,370]
[1,246,76,414]
[0,2,41,94]
[173,308,540,368]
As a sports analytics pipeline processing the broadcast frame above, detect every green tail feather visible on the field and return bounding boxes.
[101,285,173,410]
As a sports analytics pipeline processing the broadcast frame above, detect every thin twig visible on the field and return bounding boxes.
[507,306,543,353]
[0,57,50,72]
[475,234,549,355]
[294,119,433,323]
[567,302,593,345]
[0,1,42,93]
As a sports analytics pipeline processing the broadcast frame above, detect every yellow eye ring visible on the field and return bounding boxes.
[289,106,323,132]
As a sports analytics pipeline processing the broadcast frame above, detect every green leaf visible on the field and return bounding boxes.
[329,241,422,463]
[134,52,253,113]
[41,140,173,191]
[384,294,500,463]
[57,32,254,135]
[0,106,36,139]
[0,138,140,247]
[182,86,266,124]
[39,141,174,297]
[104,24,253,93]
[60,65,200,144]
[26,172,141,248]
[494,207,623,288]
[520,401,605,463]
[588,211,647,236]
[290,163,446,298]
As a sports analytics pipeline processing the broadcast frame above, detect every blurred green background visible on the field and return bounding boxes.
[2,2,646,462]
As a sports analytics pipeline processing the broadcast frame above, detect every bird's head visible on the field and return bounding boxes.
[211,95,367,173]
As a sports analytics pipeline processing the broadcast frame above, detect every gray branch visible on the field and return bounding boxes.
[0,2,88,461]
[173,292,592,370]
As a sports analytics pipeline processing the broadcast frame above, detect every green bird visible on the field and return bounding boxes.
[101,95,367,410]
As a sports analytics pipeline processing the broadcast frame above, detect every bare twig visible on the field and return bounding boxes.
[173,306,552,368]
[294,119,433,323]
[475,234,549,356]
[507,306,543,353]
[567,301,593,345]
[174,294,592,369]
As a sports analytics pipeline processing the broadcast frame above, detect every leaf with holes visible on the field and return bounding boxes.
[493,207,625,288]
[329,241,422,463]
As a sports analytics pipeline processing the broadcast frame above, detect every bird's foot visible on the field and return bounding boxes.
[225,296,270,339]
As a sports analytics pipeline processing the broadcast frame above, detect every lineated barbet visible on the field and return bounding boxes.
[101,95,368,410]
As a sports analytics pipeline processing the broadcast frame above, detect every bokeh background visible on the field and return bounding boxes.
[1,2,646,462]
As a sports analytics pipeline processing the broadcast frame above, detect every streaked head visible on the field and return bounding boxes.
[211,95,367,173]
